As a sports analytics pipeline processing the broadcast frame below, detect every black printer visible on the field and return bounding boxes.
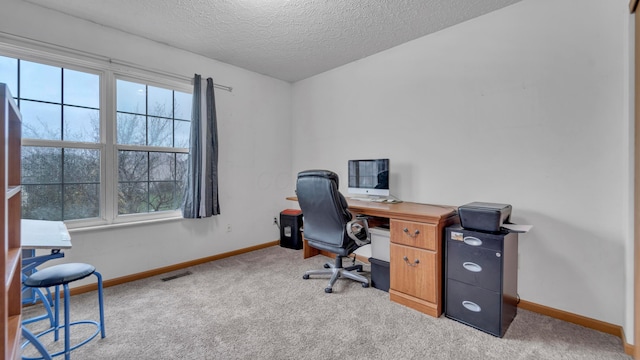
[458,202,512,233]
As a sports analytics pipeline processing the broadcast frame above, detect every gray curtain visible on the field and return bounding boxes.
[182,74,220,218]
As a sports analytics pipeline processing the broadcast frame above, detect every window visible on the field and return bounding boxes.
[0,54,192,226]
[2,58,101,221]
[115,79,190,215]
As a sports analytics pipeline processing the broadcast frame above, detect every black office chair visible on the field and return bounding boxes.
[296,170,370,293]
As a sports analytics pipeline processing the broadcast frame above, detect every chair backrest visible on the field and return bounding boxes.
[296,170,353,250]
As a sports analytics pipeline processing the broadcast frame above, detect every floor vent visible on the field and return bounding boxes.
[161,271,192,282]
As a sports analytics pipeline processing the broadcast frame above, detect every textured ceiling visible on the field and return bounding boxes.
[24,0,522,82]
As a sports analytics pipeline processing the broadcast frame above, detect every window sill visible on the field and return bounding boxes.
[67,215,184,234]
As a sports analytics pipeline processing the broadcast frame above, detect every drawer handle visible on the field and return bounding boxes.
[402,256,420,267]
[462,300,482,313]
[462,262,482,273]
[403,228,420,238]
[463,236,482,246]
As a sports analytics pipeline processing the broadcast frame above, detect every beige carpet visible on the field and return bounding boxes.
[22,246,631,359]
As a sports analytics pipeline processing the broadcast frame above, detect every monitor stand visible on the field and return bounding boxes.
[349,195,384,202]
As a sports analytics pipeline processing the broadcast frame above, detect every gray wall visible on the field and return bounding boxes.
[292,0,634,341]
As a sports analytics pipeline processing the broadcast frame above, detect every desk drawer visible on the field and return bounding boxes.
[389,243,436,303]
[391,220,437,250]
[446,226,507,252]
[446,240,502,292]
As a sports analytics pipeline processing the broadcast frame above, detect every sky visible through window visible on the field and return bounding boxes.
[0,55,193,222]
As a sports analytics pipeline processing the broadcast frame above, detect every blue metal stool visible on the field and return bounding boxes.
[21,263,106,360]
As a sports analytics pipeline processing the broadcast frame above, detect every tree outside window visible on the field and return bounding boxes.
[0,55,192,224]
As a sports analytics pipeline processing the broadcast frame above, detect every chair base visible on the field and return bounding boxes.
[303,256,369,293]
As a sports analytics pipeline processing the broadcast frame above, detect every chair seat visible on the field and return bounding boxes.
[23,263,96,288]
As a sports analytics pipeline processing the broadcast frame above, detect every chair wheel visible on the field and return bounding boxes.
[362,283,369,288]
[325,287,333,293]
[302,274,310,279]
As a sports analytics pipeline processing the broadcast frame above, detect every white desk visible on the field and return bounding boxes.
[21,219,71,250]
[21,219,72,305]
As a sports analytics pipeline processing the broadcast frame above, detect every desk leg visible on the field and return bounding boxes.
[302,239,337,259]
[302,239,320,259]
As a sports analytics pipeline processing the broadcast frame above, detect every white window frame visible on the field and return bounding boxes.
[0,40,192,229]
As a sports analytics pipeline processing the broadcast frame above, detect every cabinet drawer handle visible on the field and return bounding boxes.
[463,236,482,246]
[462,262,482,273]
[462,300,482,312]
[403,228,420,238]
[402,256,420,267]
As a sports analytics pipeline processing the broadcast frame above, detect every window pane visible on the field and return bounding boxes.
[63,106,99,142]
[117,113,146,145]
[63,69,99,108]
[174,91,192,120]
[118,182,148,214]
[149,182,175,212]
[22,146,62,184]
[117,150,184,214]
[0,56,18,96]
[176,153,188,181]
[176,153,188,206]
[21,61,61,103]
[22,184,63,220]
[63,148,100,183]
[149,152,174,181]
[118,150,148,182]
[148,117,172,147]
[63,184,99,220]
[21,100,62,140]
[174,120,190,148]
[118,150,150,214]
[148,86,172,117]
[117,79,146,114]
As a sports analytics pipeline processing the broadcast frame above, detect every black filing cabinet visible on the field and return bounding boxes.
[444,225,518,337]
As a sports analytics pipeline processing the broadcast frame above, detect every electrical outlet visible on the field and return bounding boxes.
[226,224,232,232]
[273,217,278,226]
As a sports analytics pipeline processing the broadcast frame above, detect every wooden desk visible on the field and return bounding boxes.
[288,197,459,317]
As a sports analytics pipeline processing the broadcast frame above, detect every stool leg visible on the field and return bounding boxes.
[95,271,106,338]
[22,326,53,360]
[63,283,71,360]
[54,285,60,342]
[21,287,55,328]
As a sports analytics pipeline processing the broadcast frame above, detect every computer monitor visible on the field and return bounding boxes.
[347,159,390,197]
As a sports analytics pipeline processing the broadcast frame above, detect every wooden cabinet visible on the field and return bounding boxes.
[345,201,459,317]
[390,243,437,303]
[389,218,454,317]
[1,83,22,360]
